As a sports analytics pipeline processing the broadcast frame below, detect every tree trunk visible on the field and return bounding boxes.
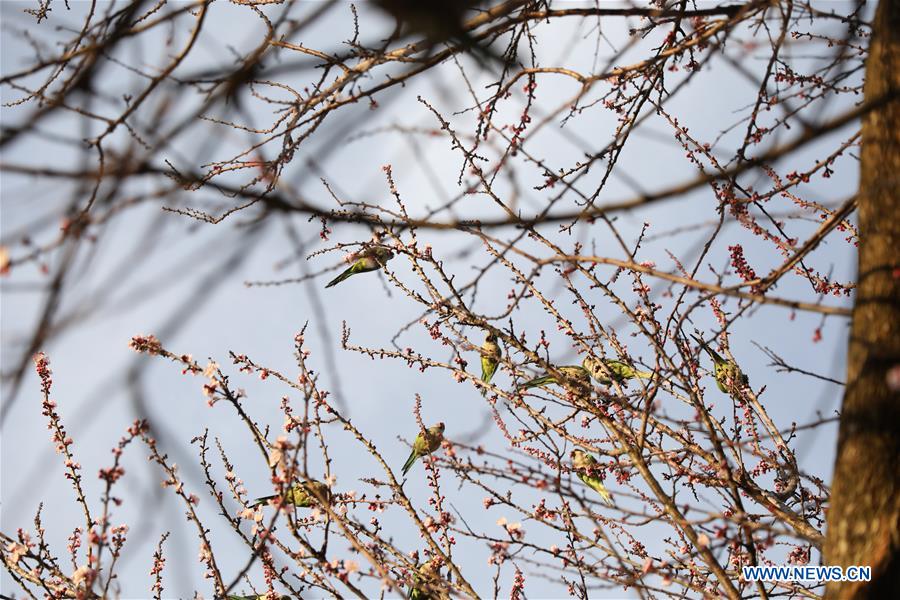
[824,0,900,598]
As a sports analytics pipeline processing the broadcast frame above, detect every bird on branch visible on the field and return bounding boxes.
[571,449,614,507]
[479,331,502,396]
[407,557,449,600]
[691,333,749,394]
[522,355,651,389]
[401,422,445,476]
[249,479,330,509]
[583,355,653,385]
[325,245,394,288]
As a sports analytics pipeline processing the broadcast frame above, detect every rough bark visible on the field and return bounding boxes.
[824,0,900,598]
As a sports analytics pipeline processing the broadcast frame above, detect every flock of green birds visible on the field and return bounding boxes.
[232,245,749,598]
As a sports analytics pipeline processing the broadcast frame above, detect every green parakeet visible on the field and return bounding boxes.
[325,246,394,288]
[479,332,501,396]
[520,364,590,390]
[250,479,330,509]
[571,449,614,507]
[401,422,445,476]
[407,558,448,600]
[691,334,749,393]
[582,356,653,385]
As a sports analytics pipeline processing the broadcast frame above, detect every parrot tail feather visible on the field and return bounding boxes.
[587,480,614,507]
[596,487,614,507]
[250,495,274,508]
[480,369,495,396]
[401,451,418,476]
[325,268,354,288]
[522,376,553,389]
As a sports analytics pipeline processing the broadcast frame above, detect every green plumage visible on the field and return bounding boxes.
[479,333,501,396]
[583,356,653,385]
[521,365,590,389]
[401,422,445,476]
[407,558,448,600]
[571,449,614,507]
[325,246,394,288]
[250,480,330,509]
[692,334,749,394]
[521,354,652,390]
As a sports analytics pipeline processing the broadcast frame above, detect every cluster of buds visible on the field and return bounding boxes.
[128,334,162,355]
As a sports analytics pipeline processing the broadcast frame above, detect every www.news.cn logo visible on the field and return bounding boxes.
[742,565,872,582]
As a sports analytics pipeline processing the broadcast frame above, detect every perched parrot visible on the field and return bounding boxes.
[582,355,653,385]
[408,558,448,600]
[520,363,590,390]
[325,246,394,288]
[249,479,330,509]
[401,422,445,476]
[571,449,614,507]
[479,332,502,396]
[691,334,749,394]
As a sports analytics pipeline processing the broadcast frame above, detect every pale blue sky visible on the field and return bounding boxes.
[2,2,860,597]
